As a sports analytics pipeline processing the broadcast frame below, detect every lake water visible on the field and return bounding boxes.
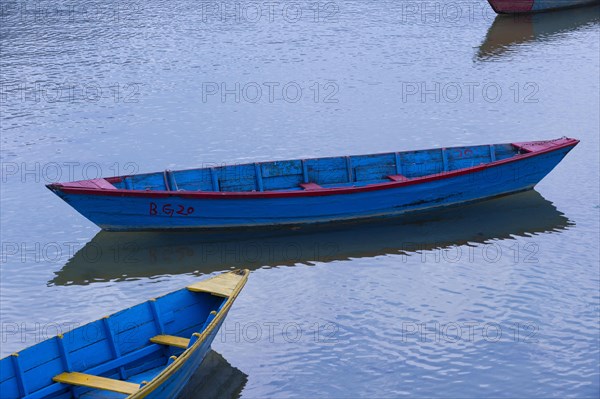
[1,1,599,397]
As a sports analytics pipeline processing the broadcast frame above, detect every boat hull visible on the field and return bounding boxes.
[49,142,576,231]
[487,0,599,13]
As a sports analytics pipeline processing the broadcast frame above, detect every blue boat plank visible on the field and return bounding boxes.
[1,378,20,399]
[261,160,302,178]
[263,174,304,191]
[113,325,161,358]
[85,345,162,379]
[354,163,397,181]
[149,301,220,340]
[495,144,519,160]
[23,358,65,395]
[68,339,114,373]
[168,169,212,192]
[305,157,348,185]
[15,339,62,375]
[219,179,256,192]
[1,356,17,382]
[126,173,164,192]
[120,356,165,382]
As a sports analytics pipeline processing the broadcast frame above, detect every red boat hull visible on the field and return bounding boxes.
[487,0,598,13]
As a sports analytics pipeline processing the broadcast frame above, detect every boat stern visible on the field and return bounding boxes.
[512,137,580,154]
[487,0,597,13]
[487,0,534,13]
[46,182,69,201]
[46,179,122,228]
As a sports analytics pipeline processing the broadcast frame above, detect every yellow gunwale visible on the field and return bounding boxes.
[128,269,249,398]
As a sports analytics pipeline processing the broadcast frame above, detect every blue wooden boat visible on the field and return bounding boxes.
[0,270,249,399]
[487,0,598,13]
[47,137,579,231]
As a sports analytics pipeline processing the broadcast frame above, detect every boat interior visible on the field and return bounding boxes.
[0,277,234,399]
[107,144,521,193]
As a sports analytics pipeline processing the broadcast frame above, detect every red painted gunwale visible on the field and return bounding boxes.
[47,138,579,200]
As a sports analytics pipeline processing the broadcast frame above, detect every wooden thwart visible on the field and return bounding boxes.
[387,175,410,182]
[53,372,139,395]
[187,272,244,297]
[150,335,190,349]
[299,182,322,190]
[60,178,116,190]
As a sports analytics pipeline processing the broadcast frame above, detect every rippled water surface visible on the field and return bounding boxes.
[1,1,599,397]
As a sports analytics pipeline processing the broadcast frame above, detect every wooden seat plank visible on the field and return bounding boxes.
[299,182,322,190]
[512,138,570,153]
[150,335,190,349]
[187,272,244,297]
[387,175,410,182]
[60,178,116,190]
[53,372,139,395]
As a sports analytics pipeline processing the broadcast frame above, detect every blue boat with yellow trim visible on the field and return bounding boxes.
[0,270,249,398]
[47,137,579,231]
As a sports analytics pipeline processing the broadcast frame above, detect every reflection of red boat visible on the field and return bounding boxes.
[478,4,600,59]
[487,0,599,13]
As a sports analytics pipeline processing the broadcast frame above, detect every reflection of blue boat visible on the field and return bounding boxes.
[49,190,571,287]
[0,270,249,398]
[487,0,599,13]
[178,350,247,399]
[47,137,579,231]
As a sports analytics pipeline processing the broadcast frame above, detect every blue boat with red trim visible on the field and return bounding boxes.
[487,0,598,13]
[0,270,249,399]
[47,137,579,231]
